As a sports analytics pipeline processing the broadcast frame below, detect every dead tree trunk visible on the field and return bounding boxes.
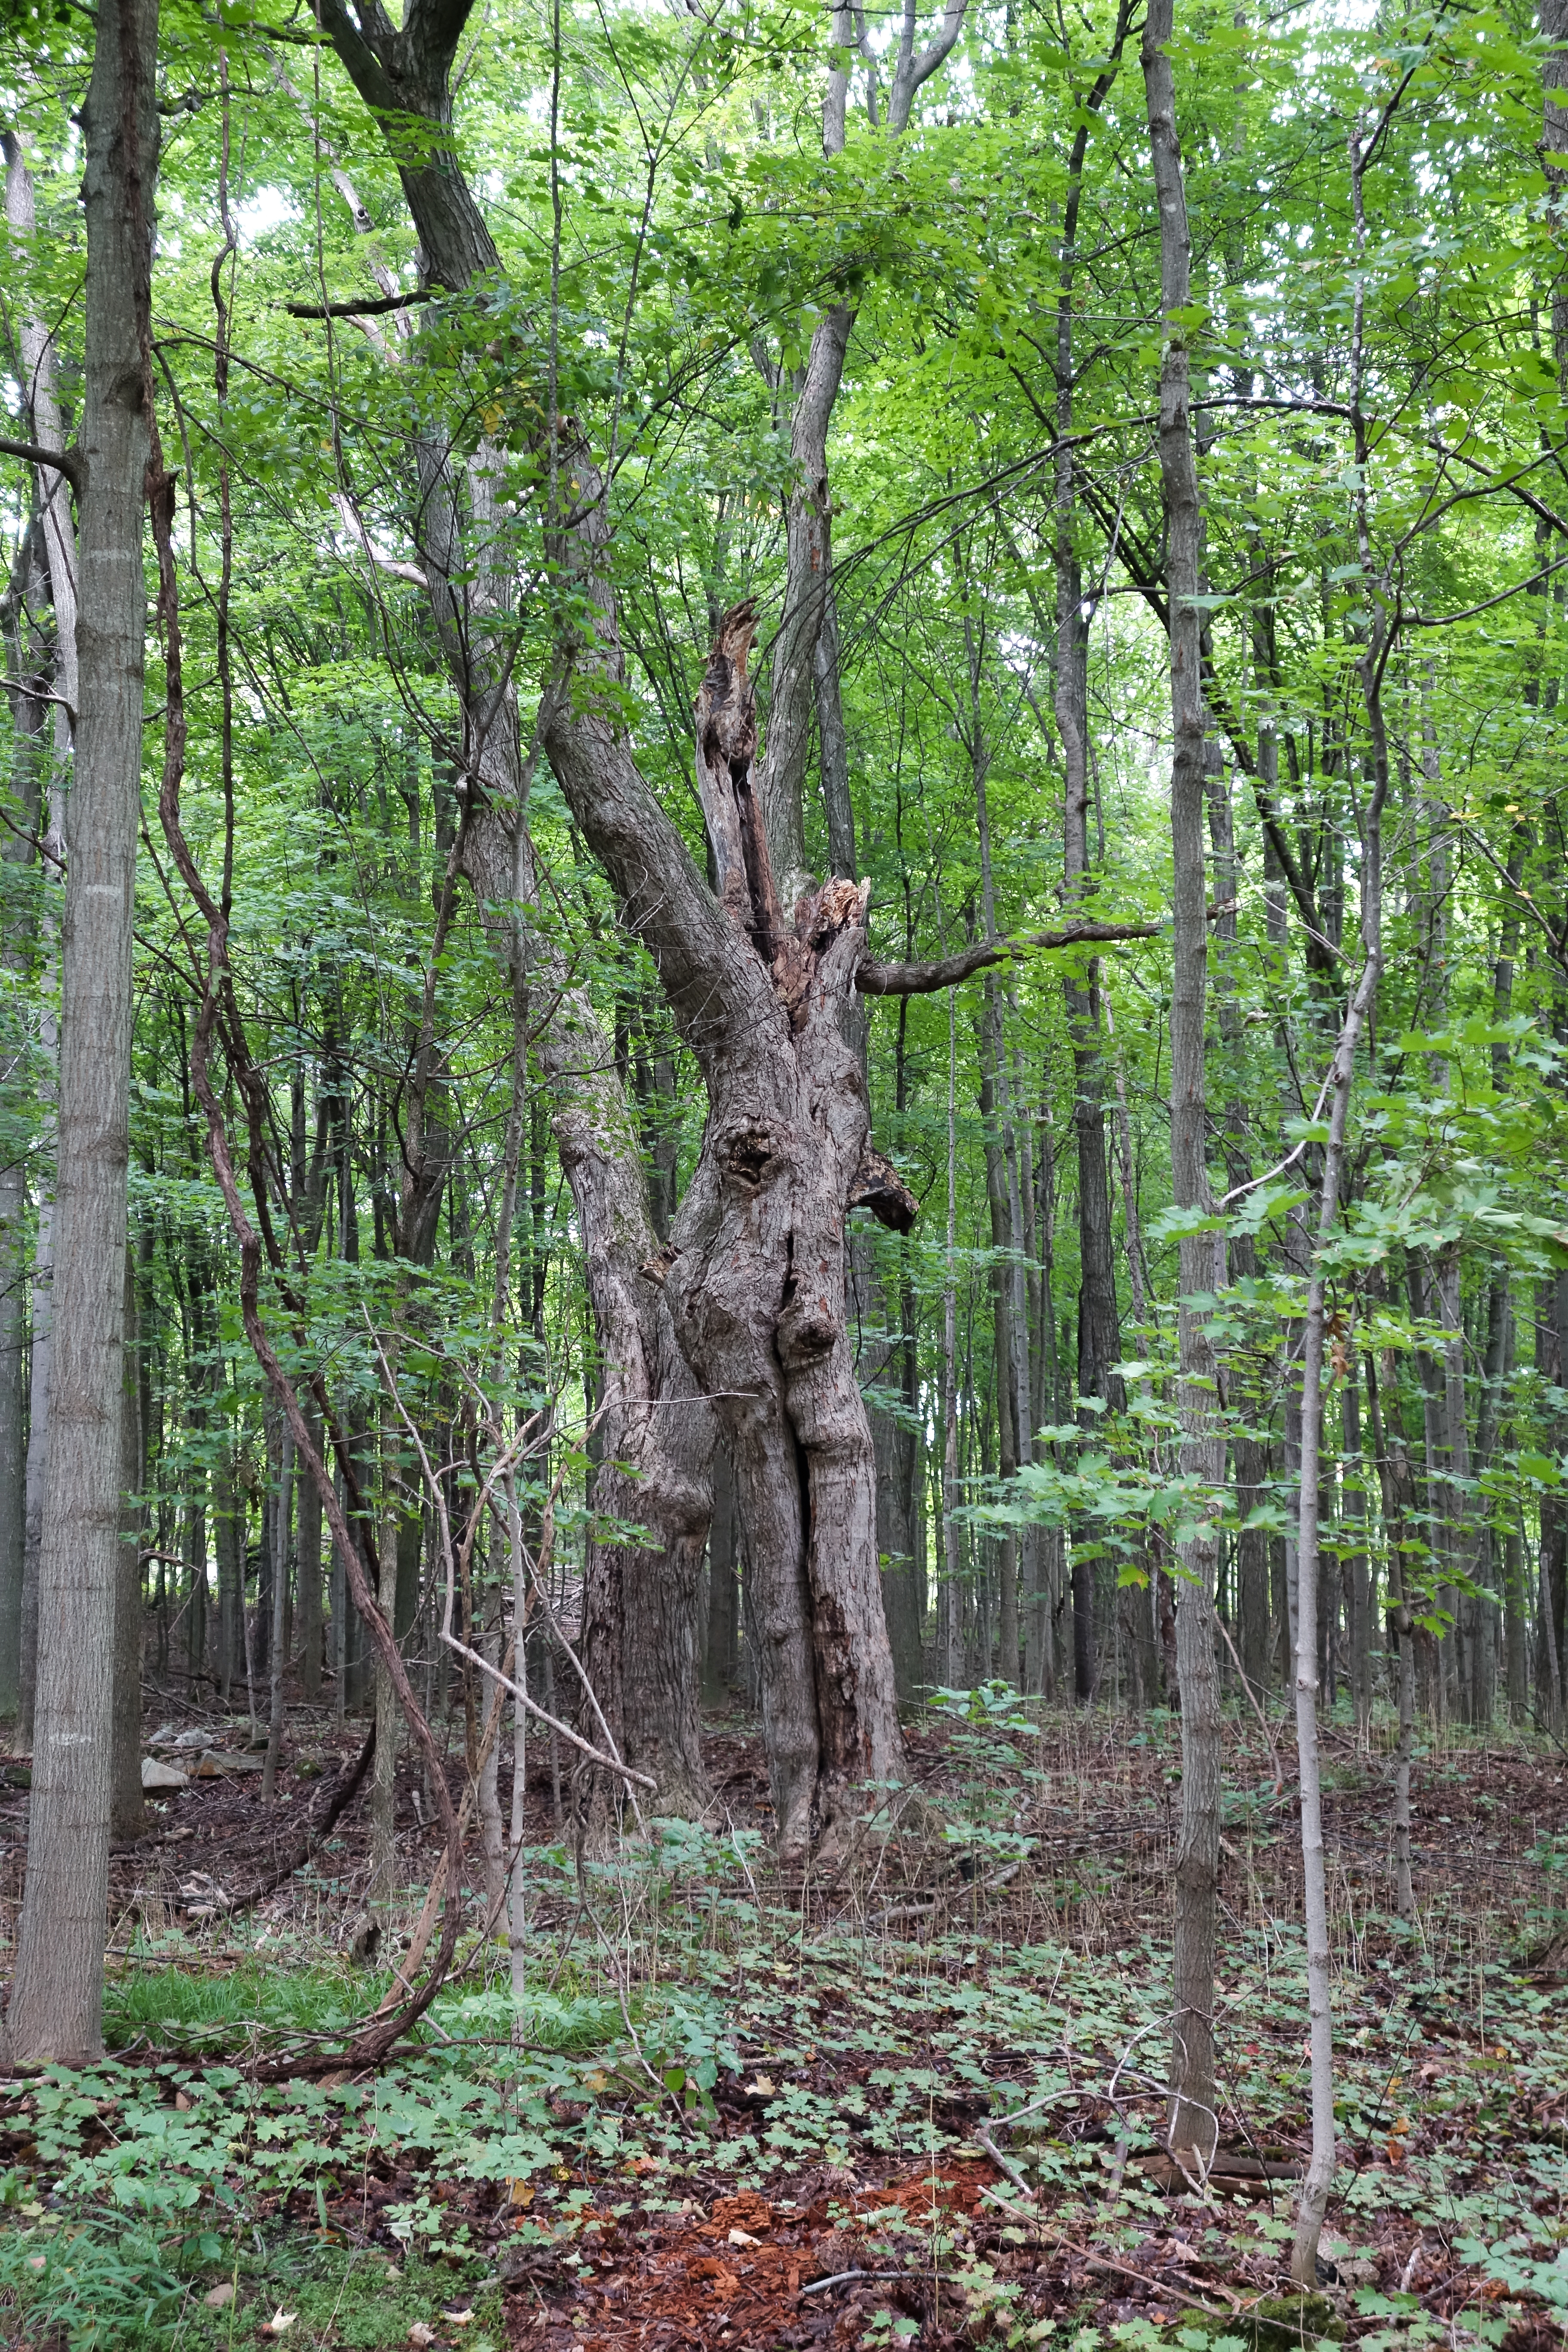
[308,0,714,1815]
[545,599,914,1856]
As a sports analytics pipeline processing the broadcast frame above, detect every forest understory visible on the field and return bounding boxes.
[0,1694,1561,2352]
[11,0,1568,2337]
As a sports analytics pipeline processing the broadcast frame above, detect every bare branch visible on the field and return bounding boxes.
[858,915,1161,995]
[287,288,437,318]
[0,437,82,492]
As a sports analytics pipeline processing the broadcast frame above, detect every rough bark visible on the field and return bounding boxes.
[1142,0,1223,2166]
[5,0,159,2065]
[306,0,714,1816]
[0,484,49,1724]
[545,597,907,1854]
[110,1248,145,1842]
[703,1442,741,1702]
[467,807,715,1818]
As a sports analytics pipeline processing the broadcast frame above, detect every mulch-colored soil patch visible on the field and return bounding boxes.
[501,2162,1001,2351]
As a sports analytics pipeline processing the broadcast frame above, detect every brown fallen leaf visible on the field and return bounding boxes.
[204,2282,236,2310]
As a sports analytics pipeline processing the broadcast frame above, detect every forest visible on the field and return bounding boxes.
[0,0,1566,2340]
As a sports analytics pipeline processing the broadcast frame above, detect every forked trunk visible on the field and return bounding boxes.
[545,601,910,1856]
[306,0,714,1816]
[459,815,715,1820]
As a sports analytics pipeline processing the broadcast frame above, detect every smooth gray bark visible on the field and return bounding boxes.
[1142,0,1223,2166]
[1367,1349,1417,1918]
[1290,127,1390,2282]
[761,0,967,903]
[1342,1384,1372,1745]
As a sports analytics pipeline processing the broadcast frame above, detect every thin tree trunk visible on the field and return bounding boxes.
[369,1412,399,1903]
[1504,1523,1529,1718]
[760,0,967,900]
[1435,1243,1474,1716]
[507,1476,529,2003]
[214,1436,243,1706]
[977,1011,1021,1684]
[1367,1351,1419,1921]
[1054,4,1132,1703]
[5,0,159,2067]
[1342,1384,1372,1746]
[940,986,963,1687]
[0,502,47,1725]
[298,1407,323,1703]
[110,1246,145,1841]
[262,1421,293,1804]
[966,628,1033,1691]
[6,129,76,1754]
[1289,123,1390,2285]
[1142,0,1223,2166]
[477,1613,504,1926]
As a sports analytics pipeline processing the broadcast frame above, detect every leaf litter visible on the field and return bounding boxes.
[0,1705,1562,2349]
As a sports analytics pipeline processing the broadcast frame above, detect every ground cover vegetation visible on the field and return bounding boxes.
[3,0,1568,2337]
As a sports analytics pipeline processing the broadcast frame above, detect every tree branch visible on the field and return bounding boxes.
[287,287,437,318]
[858,916,1160,995]
[0,437,82,493]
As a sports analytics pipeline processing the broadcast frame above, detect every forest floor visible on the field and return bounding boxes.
[0,1687,1562,2352]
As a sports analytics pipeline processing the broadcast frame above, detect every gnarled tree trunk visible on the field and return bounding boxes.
[308,0,714,1815]
[545,600,911,1856]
